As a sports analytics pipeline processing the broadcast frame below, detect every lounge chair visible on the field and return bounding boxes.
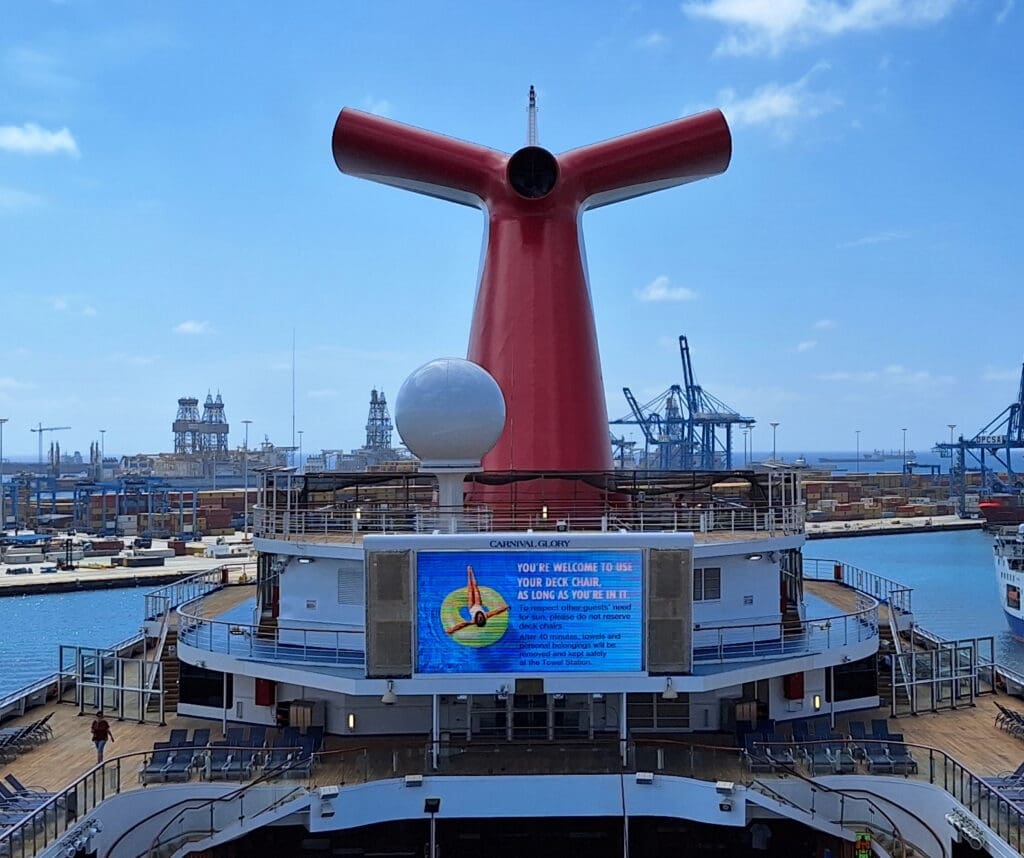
[140,742,179,784]
[742,735,774,773]
[865,742,894,773]
[871,719,891,740]
[848,721,868,759]
[886,738,917,774]
[4,775,52,800]
[829,746,857,774]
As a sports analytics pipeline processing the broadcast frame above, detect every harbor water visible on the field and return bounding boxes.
[0,528,1017,700]
[0,588,146,699]
[813,528,1023,668]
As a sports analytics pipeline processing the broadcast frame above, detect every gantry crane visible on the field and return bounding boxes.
[935,362,1024,514]
[610,335,755,470]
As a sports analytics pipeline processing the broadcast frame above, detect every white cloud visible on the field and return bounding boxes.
[0,376,31,391]
[0,123,79,157]
[996,0,1015,23]
[982,366,1021,382]
[717,65,840,138]
[636,31,670,48]
[49,296,68,311]
[0,186,43,213]
[796,339,818,352]
[173,320,213,335]
[307,388,339,400]
[683,0,960,56]
[363,96,392,117]
[636,275,698,302]
[816,364,954,387]
[838,229,909,248]
[813,318,836,329]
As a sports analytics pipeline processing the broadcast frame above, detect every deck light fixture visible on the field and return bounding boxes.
[347,712,356,730]
[813,694,822,711]
[662,678,678,700]
[541,505,549,519]
[746,553,763,561]
[297,557,314,564]
[381,680,398,705]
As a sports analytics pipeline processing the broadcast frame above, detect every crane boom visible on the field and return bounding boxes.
[30,423,71,467]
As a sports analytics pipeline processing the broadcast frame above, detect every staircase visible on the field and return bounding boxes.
[147,628,179,715]
[256,611,278,642]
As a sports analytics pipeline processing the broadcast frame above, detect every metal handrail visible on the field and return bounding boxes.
[804,557,913,615]
[176,603,365,667]
[693,600,879,663]
[252,502,807,539]
[2,734,1020,856]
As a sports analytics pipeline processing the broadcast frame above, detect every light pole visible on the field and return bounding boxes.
[242,419,252,536]
[743,428,749,466]
[99,429,106,479]
[901,428,908,486]
[0,418,7,533]
[769,422,780,464]
[298,430,304,474]
[948,423,956,445]
[424,797,441,858]
[855,429,861,473]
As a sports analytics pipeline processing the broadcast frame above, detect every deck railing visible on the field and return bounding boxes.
[252,502,806,540]
[5,734,1018,857]
[693,599,879,663]
[176,603,365,668]
[804,557,913,615]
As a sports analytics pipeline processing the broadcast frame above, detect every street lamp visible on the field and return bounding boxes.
[242,419,253,536]
[948,423,957,445]
[901,428,908,486]
[297,430,304,474]
[424,797,441,858]
[769,422,780,464]
[0,418,7,533]
[855,429,861,473]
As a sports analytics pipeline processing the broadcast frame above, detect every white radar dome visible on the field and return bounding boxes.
[395,358,506,467]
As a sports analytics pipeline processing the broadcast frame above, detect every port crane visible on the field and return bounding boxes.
[30,423,70,469]
[610,335,755,470]
[934,361,1024,514]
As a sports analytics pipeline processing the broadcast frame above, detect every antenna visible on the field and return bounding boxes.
[527,85,538,146]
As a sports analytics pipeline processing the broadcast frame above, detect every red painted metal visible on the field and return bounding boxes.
[332,108,731,476]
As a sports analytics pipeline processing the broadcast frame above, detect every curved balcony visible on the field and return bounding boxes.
[175,586,875,672]
[177,600,365,668]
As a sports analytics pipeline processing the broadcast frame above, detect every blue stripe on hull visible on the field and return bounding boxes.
[1005,610,1024,640]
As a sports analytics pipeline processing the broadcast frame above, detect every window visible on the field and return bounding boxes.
[179,662,233,708]
[693,567,721,601]
[1009,584,1021,611]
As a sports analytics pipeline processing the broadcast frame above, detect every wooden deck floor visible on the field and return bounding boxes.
[0,702,221,793]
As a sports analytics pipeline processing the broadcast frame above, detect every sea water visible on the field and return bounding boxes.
[0,588,146,699]
[811,528,1023,667]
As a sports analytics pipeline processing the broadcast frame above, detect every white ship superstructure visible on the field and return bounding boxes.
[996,524,1024,639]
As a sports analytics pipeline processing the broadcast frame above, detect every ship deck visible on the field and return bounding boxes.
[2,685,1022,797]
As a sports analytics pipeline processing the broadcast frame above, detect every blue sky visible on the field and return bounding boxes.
[1,0,1021,460]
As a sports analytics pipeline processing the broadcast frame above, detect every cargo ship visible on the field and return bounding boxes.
[980,494,1024,527]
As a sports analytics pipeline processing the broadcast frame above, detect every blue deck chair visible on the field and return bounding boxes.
[871,719,891,739]
[140,742,178,784]
[847,721,868,759]
[4,775,51,800]
[168,729,189,746]
[864,741,894,773]
[886,737,917,774]
[189,728,211,749]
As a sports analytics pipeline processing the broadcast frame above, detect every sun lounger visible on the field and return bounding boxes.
[742,735,774,773]
[865,741,894,773]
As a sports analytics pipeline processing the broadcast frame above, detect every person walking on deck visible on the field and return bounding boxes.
[91,711,114,763]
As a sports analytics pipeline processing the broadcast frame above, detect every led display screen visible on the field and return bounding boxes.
[415,549,643,673]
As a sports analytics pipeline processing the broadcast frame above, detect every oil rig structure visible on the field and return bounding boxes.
[611,335,755,471]
[934,361,1024,514]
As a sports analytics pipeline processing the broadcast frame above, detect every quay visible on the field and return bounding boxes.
[806,513,984,539]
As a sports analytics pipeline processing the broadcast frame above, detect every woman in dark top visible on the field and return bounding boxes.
[90,711,114,763]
